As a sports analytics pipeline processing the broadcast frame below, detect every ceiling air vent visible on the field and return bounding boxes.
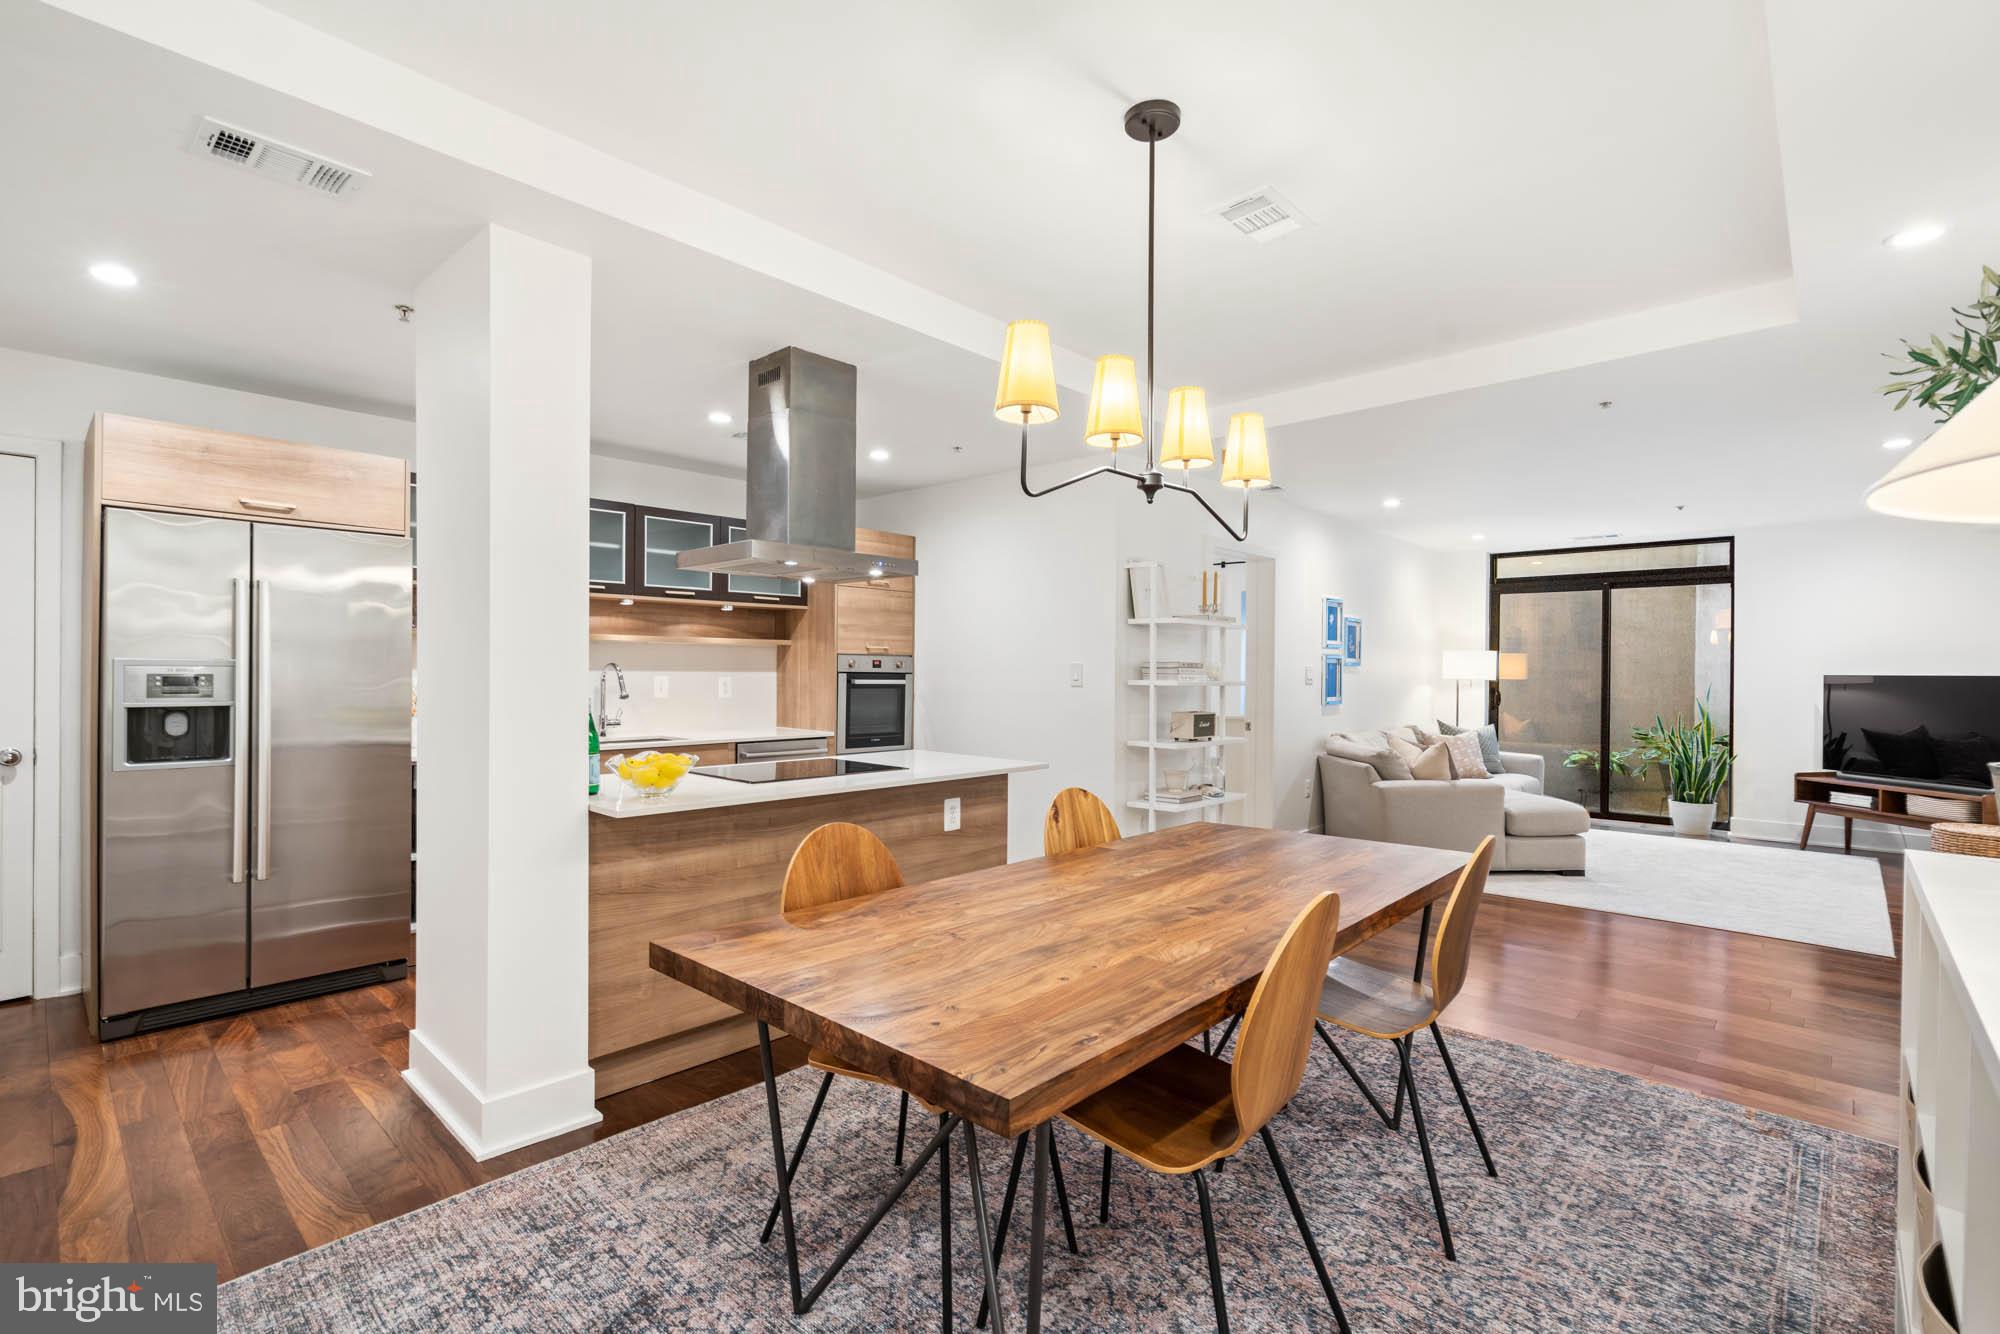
[186,117,369,198]
[1218,188,1307,242]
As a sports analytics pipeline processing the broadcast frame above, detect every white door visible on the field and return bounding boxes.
[0,453,35,1000]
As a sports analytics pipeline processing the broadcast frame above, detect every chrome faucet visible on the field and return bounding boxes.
[596,661,629,733]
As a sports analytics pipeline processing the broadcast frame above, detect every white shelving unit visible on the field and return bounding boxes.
[1898,850,2000,1333]
[1124,559,1247,833]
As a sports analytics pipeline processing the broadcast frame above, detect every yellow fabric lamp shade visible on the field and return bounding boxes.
[1220,412,1272,488]
[993,320,1060,425]
[1084,354,1143,449]
[1867,386,2000,522]
[1157,386,1215,470]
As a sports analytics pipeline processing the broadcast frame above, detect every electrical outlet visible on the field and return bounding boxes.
[717,676,733,700]
[943,797,961,831]
[1069,662,1084,688]
[1304,776,1313,801]
[652,676,670,699]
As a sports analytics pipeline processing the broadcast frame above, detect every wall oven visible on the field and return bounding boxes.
[836,653,913,753]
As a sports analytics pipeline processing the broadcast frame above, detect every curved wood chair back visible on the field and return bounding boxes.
[1230,892,1341,1136]
[781,822,905,915]
[1426,835,1495,1014]
[1043,787,1122,857]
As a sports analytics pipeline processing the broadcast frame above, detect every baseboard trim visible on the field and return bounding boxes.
[404,1029,602,1161]
[55,951,81,997]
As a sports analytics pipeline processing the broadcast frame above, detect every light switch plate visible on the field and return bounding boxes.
[653,676,670,699]
[1068,662,1084,688]
[718,676,733,699]
[943,797,961,831]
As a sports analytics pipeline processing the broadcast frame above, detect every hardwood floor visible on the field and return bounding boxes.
[0,847,1902,1279]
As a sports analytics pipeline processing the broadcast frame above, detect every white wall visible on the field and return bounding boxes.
[1732,514,2000,849]
[861,465,1484,857]
[0,343,738,996]
[587,643,779,738]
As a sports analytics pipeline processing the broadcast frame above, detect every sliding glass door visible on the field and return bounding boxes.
[1491,540,1734,825]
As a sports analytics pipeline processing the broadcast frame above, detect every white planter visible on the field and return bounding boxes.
[1668,799,1717,839]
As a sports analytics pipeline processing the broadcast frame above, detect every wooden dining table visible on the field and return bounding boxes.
[650,821,1467,1332]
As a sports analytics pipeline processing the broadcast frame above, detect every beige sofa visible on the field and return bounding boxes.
[1317,733,1588,873]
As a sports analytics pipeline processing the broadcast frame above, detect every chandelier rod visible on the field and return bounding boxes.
[1145,131,1157,474]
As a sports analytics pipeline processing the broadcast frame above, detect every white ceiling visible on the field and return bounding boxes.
[5,0,1998,542]
[251,0,1795,402]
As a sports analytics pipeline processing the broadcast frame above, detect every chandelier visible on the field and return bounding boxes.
[992,98,1272,540]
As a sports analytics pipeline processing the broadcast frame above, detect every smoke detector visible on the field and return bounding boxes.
[1218,188,1307,242]
[186,117,368,198]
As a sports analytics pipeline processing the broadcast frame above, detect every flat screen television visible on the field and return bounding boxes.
[1823,675,2000,791]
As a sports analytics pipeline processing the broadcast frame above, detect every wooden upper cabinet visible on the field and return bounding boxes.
[92,414,408,534]
[833,585,914,654]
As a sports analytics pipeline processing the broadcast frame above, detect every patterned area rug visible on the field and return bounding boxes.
[218,1033,1893,1332]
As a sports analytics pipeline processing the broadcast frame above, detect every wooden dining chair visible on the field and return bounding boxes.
[1315,834,1498,1262]
[759,822,914,1247]
[1043,787,1122,857]
[1058,892,1350,1334]
[763,821,1079,1328]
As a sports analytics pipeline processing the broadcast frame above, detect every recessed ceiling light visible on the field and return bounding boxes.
[88,261,138,288]
[1469,533,1487,542]
[1381,497,1402,509]
[1883,436,1914,451]
[707,410,732,425]
[1885,222,1946,249]
[868,447,891,463]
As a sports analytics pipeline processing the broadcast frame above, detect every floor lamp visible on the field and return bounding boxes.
[1441,651,1498,728]
[1441,650,1527,727]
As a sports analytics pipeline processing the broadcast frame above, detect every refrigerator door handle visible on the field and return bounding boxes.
[230,577,250,884]
[254,577,273,881]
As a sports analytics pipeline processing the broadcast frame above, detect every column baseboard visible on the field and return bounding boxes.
[404,1028,602,1161]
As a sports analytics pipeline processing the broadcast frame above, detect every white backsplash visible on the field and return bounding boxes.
[587,641,779,739]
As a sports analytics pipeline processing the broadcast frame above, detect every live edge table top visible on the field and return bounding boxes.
[649,823,1465,1137]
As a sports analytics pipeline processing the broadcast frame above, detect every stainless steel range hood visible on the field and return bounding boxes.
[677,347,917,585]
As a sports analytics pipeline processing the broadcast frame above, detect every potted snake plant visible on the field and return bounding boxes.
[1632,699,1734,838]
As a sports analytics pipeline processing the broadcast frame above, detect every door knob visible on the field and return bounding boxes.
[0,748,21,767]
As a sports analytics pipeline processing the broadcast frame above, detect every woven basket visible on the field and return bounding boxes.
[1909,793,1982,822]
[1930,822,2000,858]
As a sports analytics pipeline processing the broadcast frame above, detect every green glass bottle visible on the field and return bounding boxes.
[588,711,600,796]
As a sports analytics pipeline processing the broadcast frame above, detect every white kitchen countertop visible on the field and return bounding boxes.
[588,749,1046,817]
[597,725,834,749]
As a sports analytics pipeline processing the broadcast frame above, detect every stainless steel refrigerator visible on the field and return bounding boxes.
[97,507,412,1037]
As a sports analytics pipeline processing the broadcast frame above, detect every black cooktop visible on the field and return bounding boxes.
[691,757,905,784]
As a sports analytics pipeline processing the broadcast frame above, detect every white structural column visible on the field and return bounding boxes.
[405,225,600,1158]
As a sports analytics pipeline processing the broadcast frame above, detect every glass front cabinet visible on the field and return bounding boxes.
[588,500,807,606]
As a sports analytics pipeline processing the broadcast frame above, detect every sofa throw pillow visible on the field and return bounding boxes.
[1438,720,1507,774]
[1408,741,1453,781]
[1384,732,1427,769]
[1439,729,1491,779]
[1326,735,1413,782]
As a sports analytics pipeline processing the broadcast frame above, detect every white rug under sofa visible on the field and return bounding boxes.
[1486,827,1895,957]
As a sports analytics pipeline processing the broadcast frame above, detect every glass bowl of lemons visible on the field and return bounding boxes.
[613,751,700,801]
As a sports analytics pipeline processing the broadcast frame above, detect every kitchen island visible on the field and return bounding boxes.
[588,749,1044,1095]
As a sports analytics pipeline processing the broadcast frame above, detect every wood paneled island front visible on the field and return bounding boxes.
[587,751,1044,1095]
